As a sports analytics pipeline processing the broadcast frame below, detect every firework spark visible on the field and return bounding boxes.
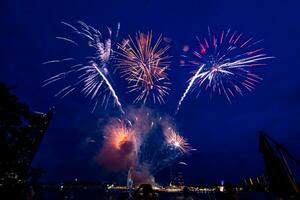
[165,127,191,154]
[43,21,124,113]
[176,28,273,114]
[117,32,171,104]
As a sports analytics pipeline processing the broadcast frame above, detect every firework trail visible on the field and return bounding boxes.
[96,108,191,185]
[175,64,204,114]
[43,21,124,113]
[116,32,171,105]
[91,62,125,114]
[176,28,273,114]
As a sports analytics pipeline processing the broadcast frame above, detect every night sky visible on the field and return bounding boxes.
[1,0,300,185]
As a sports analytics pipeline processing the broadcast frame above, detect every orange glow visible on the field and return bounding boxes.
[106,120,134,150]
[112,129,129,149]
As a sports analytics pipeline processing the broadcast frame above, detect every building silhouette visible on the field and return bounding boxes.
[0,83,54,199]
[169,167,184,187]
[260,132,300,199]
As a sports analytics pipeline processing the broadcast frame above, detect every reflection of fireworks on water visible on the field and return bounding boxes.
[117,32,171,104]
[176,28,273,114]
[96,108,191,185]
[42,21,124,113]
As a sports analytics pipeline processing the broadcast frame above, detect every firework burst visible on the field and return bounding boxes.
[43,21,124,113]
[176,28,273,114]
[97,108,192,185]
[105,119,135,150]
[165,127,191,154]
[117,32,171,104]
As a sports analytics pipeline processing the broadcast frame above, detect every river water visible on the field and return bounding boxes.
[37,188,276,200]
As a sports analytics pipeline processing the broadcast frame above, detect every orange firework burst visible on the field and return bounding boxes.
[117,32,171,104]
[165,127,190,154]
[112,129,129,149]
[106,119,134,149]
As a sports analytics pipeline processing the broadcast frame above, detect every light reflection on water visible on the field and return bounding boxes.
[38,188,275,200]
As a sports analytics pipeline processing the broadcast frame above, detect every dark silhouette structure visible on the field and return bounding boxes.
[169,167,184,187]
[133,184,158,200]
[0,83,54,199]
[182,186,194,200]
[259,132,300,199]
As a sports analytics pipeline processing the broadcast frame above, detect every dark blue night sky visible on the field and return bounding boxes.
[1,0,300,185]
